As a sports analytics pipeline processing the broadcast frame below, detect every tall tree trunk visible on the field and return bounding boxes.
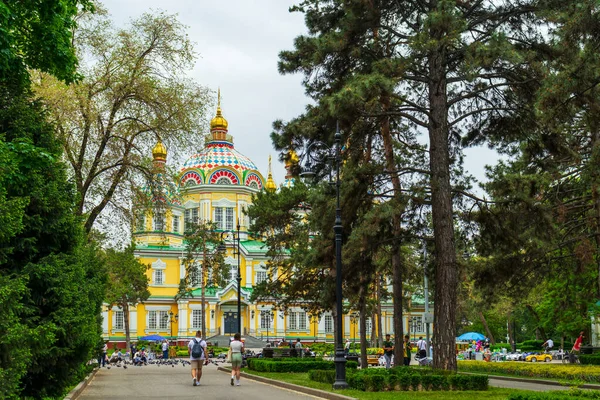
[376,273,383,346]
[359,301,368,369]
[428,40,458,370]
[370,305,377,347]
[525,304,546,340]
[380,94,405,364]
[478,311,495,344]
[123,301,131,355]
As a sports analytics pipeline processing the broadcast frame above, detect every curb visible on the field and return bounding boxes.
[64,367,99,400]
[218,367,357,400]
[463,372,600,390]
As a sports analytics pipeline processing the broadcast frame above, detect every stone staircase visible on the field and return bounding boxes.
[206,334,267,349]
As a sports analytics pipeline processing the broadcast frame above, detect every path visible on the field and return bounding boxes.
[78,362,321,400]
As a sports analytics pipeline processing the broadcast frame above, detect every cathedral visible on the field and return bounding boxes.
[101,96,421,345]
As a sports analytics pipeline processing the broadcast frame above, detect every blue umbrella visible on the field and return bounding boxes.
[139,334,166,341]
[457,332,485,342]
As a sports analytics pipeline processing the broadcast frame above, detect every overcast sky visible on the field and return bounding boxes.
[100,0,499,188]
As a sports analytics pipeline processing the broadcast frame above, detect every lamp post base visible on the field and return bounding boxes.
[332,346,348,389]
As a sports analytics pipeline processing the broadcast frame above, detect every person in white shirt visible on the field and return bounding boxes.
[229,333,245,386]
[542,338,554,353]
[188,331,207,386]
[162,340,169,360]
[416,337,427,358]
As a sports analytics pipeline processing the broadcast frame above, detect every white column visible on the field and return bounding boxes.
[179,257,186,280]
[130,308,138,337]
[178,301,189,336]
[102,310,109,334]
[245,258,253,288]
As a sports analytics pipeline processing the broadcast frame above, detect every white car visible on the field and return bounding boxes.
[506,352,524,361]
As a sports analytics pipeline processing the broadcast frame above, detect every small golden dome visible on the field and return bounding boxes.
[210,88,228,131]
[266,155,277,192]
[152,140,167,161]
[285,149,299,168]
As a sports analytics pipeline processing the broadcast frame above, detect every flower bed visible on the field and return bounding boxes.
[458,361,600,383]
[309,367,488,392]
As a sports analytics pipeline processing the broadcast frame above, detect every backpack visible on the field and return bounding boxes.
[191,338,204,359]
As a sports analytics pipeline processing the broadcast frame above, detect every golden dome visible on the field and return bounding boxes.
[210,88,228,131]
[152,140,167,161]
[266,155,277,192]
[285,149,299,168]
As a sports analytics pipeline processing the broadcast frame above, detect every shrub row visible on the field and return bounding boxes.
[458,361,600,383]
[247,359,357,372]
[308,368,488,392]
[267,357,324,362]
[578,355,600,366]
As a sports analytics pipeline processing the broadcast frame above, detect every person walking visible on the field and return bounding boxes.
[162,340,169,360]
[188,330,207,386]
[416,336,427,358]
[382,334,394,369]
[403,335,412,366]
[295,338,303,358]
[229,333,245,386]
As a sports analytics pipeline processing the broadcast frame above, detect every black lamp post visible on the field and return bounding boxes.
[411,316,418,342]
[300,122,348,389]
[262,308,274,344]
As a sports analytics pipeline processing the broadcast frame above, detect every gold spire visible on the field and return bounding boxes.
[152,140,167,162]
[210,88,229,131]
[266,154,277,192]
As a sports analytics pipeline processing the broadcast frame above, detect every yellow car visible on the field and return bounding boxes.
[525,353,552,362]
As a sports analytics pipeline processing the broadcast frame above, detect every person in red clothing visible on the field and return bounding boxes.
[572,331,584,352]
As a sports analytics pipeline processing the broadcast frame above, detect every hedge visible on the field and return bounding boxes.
[578,355,600,366]
[247,359,358,372]
[308,367,488,392]
[458,361,600,383]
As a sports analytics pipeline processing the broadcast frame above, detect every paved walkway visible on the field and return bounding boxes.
[78,362,321,400]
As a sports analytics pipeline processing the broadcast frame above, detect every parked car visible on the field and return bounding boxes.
[525,352,552,362]
[506,352,524,361]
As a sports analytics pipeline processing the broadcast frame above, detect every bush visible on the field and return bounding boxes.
[490,343,513,351]
[308,369,335,384]
[309,367,488,392]
[249,359,335,373]
[578,355,600,365]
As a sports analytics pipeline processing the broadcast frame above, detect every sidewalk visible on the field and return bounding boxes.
[77,362,322,400]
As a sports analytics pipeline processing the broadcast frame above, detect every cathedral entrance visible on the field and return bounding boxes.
[224,311,238,334]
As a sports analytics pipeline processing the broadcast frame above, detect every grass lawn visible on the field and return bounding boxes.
[243,370,532,400]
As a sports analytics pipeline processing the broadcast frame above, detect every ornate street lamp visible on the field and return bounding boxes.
[300,122,348,389]
[349,312,359,354]
[167,311,178,339]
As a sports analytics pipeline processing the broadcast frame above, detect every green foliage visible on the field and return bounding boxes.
[507,390,600,400]
[104,244,150,351]
[247,359,357,373]
[308,367,488,392]
[578,355,600,366]
[307,369,335,384]
[0,83,106,399]
[0,0,92,86]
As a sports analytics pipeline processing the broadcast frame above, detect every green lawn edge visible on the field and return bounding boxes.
[242,369,536,400]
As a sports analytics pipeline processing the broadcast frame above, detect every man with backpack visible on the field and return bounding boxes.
[188,330,207,386]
